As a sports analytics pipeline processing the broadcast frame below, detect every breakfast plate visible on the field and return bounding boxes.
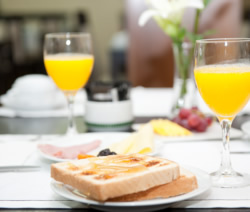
[37,132,162,162]
[51,166,211,212]
[132,122,242,142]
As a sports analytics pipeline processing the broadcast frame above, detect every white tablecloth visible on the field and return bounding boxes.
[1,87,250,210]
[0,135,250,209]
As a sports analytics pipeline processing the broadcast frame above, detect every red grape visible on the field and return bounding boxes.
[188,114,201,128]
[179,108,191,119]
[196,119,208,132]
[172,107,214,132]
[179,119,192,130]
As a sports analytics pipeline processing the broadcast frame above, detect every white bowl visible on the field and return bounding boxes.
[1,74,66,110]
[84,100,134,131]
[12,74,56,94]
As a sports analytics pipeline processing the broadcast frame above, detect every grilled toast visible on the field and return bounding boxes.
[109,167,198,201]
[51,154,180,201]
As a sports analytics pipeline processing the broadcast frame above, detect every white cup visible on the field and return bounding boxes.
[84,100,134,131]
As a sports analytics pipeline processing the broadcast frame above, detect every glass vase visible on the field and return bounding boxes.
[171,42,196,117]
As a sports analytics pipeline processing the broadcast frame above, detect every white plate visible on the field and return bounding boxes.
[37,132,161,162]
[132,122,242,142]
[51,166,211,212]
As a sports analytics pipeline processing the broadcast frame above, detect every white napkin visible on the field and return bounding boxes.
[0,74,87,117]
[0,138,37,166]
[1,74,66,110]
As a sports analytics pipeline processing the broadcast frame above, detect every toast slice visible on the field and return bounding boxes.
[109,168,198,201]
[51,154,180,201]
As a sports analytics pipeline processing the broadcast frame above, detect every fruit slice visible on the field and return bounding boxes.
[150,119,192,136]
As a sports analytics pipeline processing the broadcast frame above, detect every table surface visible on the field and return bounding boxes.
[1,87,250,212]
[0,115,250,212]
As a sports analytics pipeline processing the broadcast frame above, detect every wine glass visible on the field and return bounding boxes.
[194,38,250,188]
[44,32,94,136]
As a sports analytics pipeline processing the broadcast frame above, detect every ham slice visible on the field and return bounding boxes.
[38,140,101,159]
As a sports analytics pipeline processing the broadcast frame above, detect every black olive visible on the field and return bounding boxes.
[97,148,117,156]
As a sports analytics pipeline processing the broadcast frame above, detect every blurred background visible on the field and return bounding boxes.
[0,0,249,95]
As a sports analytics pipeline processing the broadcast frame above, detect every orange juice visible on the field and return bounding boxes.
[194,64,250,119]
[44,53,94,91]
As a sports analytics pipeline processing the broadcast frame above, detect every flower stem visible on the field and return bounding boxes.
[180,76,187,98]
[194,9,201,35]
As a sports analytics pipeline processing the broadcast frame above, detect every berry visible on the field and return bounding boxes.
[172,107,214,132]
[188,114,201,128]
[97,148,117,156]
[196,119,208,132]
[179,119,192,130]
[179,108,191,119]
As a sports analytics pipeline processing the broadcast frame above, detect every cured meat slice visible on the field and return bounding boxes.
[38,140,101,159]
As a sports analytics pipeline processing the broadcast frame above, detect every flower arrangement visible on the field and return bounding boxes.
[139,0,213,113]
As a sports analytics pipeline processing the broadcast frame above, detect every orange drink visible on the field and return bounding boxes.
[194,64,250,120]
[194,38,250,188]
[44,53,94,91]
[44,32,94,136]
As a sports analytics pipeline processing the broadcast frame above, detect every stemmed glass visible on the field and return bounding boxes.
[194,38,250,188]
[44,33,94,136]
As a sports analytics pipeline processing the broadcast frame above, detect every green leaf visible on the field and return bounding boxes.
[186,32,202,44]
[177,27,187,41]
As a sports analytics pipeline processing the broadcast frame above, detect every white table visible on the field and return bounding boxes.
[0,88,250,211]
[0,136,250,210]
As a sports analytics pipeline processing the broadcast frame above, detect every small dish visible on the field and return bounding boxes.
[37,132,161,162]
[133,122,243,142]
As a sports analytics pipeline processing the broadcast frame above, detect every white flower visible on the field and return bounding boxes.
[139,0,204,27]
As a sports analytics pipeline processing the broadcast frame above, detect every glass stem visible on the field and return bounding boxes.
[219,119,233,175]
[66,93,77,135]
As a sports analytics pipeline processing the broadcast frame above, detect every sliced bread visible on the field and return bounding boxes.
[109,167,198,201]
[51,154,180,201]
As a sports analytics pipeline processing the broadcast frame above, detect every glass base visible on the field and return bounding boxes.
[211,170,250,188]
[66,127,78,136]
